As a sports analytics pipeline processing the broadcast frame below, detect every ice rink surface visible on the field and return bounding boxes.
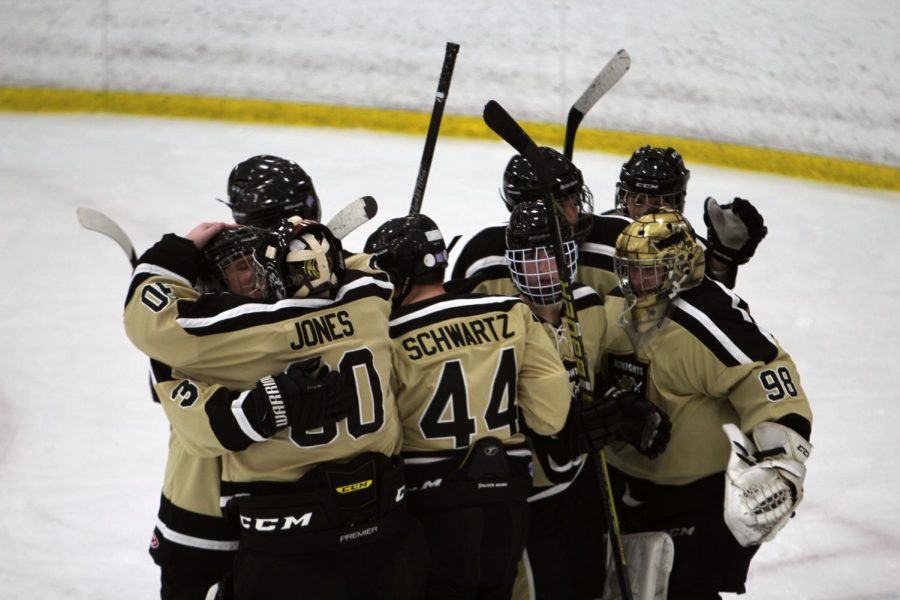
[1,112,899,599]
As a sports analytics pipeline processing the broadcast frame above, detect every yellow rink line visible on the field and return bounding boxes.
[2,86,898,192]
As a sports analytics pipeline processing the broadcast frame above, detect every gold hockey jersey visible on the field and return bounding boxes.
[602,278,813,486]
[454,280,608,490]
[124,234,402,495]
[388,294,571,453]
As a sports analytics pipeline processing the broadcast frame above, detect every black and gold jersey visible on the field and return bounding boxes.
[125,234,402,495]
[449,213,632,299]
[602,277,813,486]
[388,293,570,453]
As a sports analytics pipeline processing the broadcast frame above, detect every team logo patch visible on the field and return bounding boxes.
[606,352,649,394]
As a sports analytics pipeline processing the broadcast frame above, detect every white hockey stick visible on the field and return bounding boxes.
[563,49,631,160]
[76,206,138,267]
[325,195,378,240]
[76,196,379,266]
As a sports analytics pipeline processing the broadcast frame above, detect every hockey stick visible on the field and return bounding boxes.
[76,207,138,267]
[76,196,379,266]
[409,41,460,216]
[563,49,631,160]
[483,99,634,600]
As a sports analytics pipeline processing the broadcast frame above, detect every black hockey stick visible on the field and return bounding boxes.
[483,99,634,600]
[409,41,460,216]
[77,197,379,266]
[563,49,631,160]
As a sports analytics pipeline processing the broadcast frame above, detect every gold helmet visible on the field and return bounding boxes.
[614,208,705,324]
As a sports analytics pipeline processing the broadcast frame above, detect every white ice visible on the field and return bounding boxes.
[0,112,898,599]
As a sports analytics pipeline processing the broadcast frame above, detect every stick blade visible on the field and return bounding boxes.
[76,207,137,265]
[572,49,630,114]
[325,196,378,240]
[564,49,631,159]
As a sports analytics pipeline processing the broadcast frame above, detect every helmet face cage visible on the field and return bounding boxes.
[506,242,578,306]
[613,209,705,316]
[199,227,267,298]
[614,184,685,215]
[615,146,690,216]
[505,201,579,305]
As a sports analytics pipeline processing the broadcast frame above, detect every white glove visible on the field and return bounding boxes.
[722,422,812,547]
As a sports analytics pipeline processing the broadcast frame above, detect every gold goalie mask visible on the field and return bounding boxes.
[614,208,705,325]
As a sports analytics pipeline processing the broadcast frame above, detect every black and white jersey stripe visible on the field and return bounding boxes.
[389,294,524,338]
[671,278,778,366]
[173,274,392,336]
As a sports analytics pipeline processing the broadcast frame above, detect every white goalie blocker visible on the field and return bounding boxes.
[722,422,812,547]
[602,532,674,600]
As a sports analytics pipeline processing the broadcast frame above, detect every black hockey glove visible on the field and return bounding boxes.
[580,388,671,459]
[703,197,768,267]
[576,396,619,451]
[247,359,355,437]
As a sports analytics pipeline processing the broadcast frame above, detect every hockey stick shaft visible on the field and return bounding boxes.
[483,99,634,600]
[409,41,460,216]
[563,49,630,160]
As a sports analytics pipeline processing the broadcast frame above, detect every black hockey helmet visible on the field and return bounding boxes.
[364,213,448,305]
[199,226,268,297]
[226,155,321,228]
[501,147,594,242]
[505,202,578,306]
[616,146,690,214]
[254,217,344,300]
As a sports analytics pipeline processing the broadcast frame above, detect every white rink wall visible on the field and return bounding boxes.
[1,0,898,166]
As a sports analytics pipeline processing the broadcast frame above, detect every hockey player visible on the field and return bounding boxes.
[149,153,320,600]
[364,213,572,599]
[450,146,632,299]
[460,201,671,600]
[603,208,812,599]
[148,226,267,600]
[126,218,427,600]
[613,145,768,289]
